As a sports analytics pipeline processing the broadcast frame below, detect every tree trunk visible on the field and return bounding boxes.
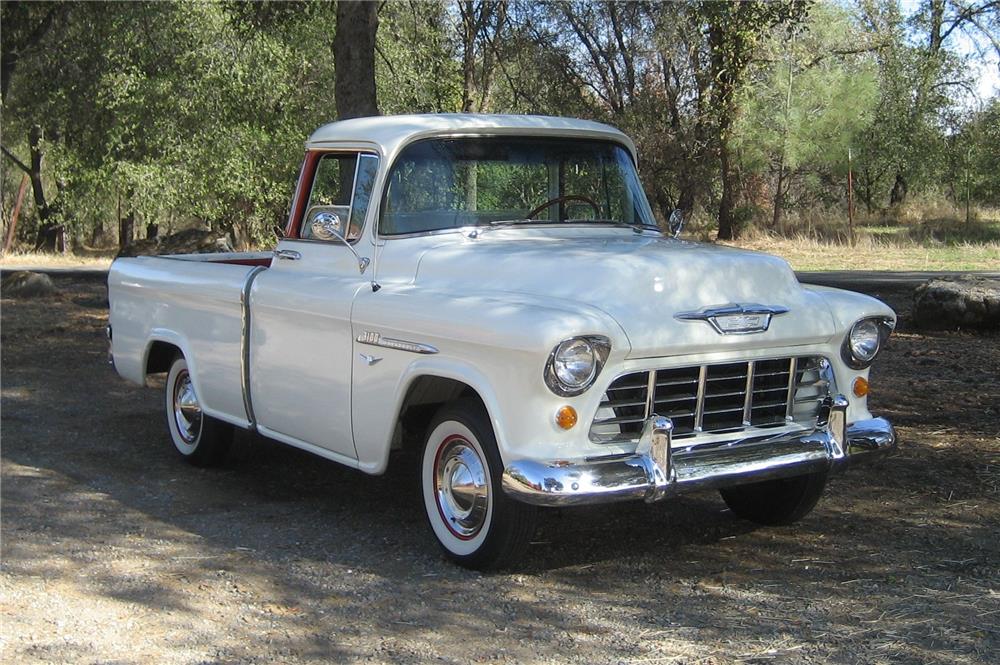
[333,1,379,120]
[119,198,134,251]
[460,1,476,112]
[889,173,908,207]
[717,139,738,240]
[772,166,785,230]
[24,125,58,251]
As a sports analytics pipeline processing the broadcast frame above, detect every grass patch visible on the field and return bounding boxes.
[0,251,114,270]
[726,235,1000,271]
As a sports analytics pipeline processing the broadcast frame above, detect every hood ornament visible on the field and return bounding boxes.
[675,303,789,335]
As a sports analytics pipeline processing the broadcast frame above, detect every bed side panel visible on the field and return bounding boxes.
[108,256,259,424]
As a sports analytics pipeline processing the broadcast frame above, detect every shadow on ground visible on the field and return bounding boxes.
[2,276,997,664]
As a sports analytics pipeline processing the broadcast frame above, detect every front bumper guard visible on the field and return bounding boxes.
[501,394,896,507]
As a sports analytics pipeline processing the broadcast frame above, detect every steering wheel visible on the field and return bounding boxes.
[526,194,601,220]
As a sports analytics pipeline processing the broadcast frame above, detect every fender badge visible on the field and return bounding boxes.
[675,303,789,335]
[356,331,439,355]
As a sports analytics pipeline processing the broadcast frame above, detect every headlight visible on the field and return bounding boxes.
[842,317,893,369]
[544,336,611,396]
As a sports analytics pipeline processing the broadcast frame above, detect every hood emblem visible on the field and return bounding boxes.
[675,303,789,335]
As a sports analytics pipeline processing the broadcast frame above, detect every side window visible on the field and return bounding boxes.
[300,153,379,242]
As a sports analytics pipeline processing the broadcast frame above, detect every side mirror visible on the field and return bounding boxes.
[311,212,344,241]
[668,208,685,238]
[307,211,371,275]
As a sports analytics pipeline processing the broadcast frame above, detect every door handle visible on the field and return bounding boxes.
[274,249,301,261]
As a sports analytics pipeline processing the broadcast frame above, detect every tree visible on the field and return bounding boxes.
[738,2,879,229]
[0,1,68,104]
[857,0,1000,209]
[696,0,811,240]
[334,1,380,119]
[458,1,509,112]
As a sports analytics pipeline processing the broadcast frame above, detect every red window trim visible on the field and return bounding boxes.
[284,151,322,240]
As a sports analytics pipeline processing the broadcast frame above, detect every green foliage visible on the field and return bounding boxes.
[738,2,879,219]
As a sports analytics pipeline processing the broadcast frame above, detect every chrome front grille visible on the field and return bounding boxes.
[590,356,830,443]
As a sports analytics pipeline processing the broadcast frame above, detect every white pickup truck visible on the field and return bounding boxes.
[109,114,897,569]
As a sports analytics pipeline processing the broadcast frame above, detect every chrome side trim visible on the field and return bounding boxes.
[240,266,268,431]
[503,406,896,507]
[356,331,438,355]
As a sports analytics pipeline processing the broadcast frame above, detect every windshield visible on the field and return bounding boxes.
[380,137,657,235]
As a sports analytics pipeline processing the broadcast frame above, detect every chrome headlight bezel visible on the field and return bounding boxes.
[841,317,894,369]
[544,335,611,397]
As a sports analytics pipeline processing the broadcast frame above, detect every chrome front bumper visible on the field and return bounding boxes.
[501,394,896,507]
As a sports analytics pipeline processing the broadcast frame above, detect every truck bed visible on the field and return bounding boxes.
[108,252,273,427]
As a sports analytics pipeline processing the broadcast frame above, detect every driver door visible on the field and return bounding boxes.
[249,151,379,461]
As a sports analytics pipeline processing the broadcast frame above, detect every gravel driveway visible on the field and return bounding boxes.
[2,276,997,664]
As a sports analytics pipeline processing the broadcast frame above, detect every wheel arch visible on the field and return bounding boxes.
[391,374,486,452]
[142,330,198,392]
[364,359,507,476]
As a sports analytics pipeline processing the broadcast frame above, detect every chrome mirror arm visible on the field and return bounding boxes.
[370,224,381,292]
[311,211,370,275]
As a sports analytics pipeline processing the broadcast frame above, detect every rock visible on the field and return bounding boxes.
[1,271,57,298]
[117,228,234,258]
[913,276,1000,330]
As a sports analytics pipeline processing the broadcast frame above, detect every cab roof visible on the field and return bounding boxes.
[306,113,637,160]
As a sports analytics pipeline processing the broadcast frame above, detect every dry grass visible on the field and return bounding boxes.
[3,217,999,274]
[0,250,113,270]
[726,234,1000,271]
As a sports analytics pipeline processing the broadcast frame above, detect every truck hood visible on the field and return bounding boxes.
[414,233,837,358]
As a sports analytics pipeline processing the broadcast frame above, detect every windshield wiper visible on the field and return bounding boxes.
[618,222,662,234]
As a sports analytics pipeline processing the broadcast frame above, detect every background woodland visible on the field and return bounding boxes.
[2,0,998,252]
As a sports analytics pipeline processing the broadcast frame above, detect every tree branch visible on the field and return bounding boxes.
[939,0,1000,48]
[802,43,890,69]
[1,144,30,174]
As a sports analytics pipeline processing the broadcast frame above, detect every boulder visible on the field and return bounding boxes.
[117,228,234,258]
[913,276,1000,330]
[1,271,57,298]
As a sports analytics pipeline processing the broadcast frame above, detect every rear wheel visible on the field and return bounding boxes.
[719,471,828,526]
[420,399,536,570]
[165,356,232,466]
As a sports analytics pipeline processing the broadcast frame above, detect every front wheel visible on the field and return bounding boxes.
[420,400,537,570]
[719,471,828,526]
[165,356,232,466]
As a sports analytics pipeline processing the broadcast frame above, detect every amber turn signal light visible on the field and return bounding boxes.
[853,376,869,398]
[555,405,578,430]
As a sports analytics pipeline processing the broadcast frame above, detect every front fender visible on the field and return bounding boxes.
[349,284,631,474]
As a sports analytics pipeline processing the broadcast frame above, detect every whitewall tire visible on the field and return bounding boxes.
[421,399,536,569]
[165,356,232,466]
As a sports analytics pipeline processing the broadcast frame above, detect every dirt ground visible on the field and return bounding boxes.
[1,275,997,664]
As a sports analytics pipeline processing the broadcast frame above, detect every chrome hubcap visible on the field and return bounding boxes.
[435,438,489,538]
[173,370,202,444]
